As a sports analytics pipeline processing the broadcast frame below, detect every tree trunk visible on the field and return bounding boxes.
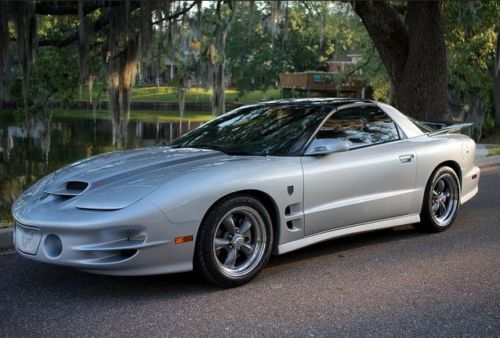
[107,65,121,148]
[155,17,164,90]
[0,1,10,108]
[178,86,185,135]
[495,70,500,129]
[494,29,500,128]
[11,1,37,110]
[210,0,235,116]
[210,57,217,114]
[212,30,227,116]
[353,0,448,121]
[87,75,94,104]
[106,3,139,148]
[398,1,448,121]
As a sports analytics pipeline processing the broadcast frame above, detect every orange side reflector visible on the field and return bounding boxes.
[175,235,193,244]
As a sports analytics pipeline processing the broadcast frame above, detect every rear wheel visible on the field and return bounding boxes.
[418,166,460,232]
[194,195,273,287]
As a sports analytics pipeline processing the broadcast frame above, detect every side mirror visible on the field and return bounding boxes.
[305,138,350,156]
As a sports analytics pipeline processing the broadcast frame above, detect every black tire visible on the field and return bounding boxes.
[417,166,460,232]
[194,195,273,288]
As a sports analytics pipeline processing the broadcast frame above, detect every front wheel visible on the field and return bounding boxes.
[418,166,460,232]
[194,195,273,287]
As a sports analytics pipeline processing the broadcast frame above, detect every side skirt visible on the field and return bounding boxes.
[276,214,421,255]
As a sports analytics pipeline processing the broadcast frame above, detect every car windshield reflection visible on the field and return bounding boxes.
[171,103,335,156]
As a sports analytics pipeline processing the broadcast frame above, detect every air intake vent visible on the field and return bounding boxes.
[66,181,88,192]
[45,180,89,199]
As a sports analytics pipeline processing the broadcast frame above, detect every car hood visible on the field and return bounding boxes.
[17,147,229,211]
[49,147,225,189]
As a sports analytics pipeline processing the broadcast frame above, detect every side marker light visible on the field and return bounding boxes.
[175,235,193,244]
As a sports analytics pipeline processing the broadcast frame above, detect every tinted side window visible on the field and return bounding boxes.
[316,106,400,149]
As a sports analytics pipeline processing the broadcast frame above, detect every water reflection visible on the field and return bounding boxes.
[0,112,204,226]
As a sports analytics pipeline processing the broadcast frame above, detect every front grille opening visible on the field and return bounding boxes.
[57,194,75,201]
[66,181,88,192]
[120,249,138,259]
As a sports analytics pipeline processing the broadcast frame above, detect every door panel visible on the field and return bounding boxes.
[302,141,417,235]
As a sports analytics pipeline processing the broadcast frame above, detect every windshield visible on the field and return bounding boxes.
[171,103,334,156]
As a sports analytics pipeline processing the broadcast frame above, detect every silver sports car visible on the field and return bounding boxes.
[12,99,480,287]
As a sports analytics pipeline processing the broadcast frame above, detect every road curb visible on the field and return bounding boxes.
[0,227,13,252]
[0,155,499,251]
[477,155,500,168]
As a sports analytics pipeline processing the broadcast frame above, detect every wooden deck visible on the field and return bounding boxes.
[279,72,363,95]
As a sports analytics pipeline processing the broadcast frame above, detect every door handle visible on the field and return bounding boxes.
[399,154,414,163]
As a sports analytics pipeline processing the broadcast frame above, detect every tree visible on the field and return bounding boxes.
[444,1,499,138]
[104,3,142,148]
[204,0,236,116]
[0,1,10,107]
[224,2,390,100]
[351,0,448,121]
[0,0,199,148]
[28,47,79,113]
[226,1,289,95]
[495,29,500,128]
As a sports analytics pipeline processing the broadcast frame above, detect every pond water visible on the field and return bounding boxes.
[0,110,207,227]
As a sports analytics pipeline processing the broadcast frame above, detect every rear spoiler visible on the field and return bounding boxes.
[426,122,473,136]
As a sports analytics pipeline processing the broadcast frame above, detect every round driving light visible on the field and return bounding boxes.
[44,234,63,258]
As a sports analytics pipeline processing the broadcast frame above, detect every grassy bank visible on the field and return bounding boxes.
[486,144,500,156]
[481,128,500,155]
[78,85,282,103]
[52,109,213,122]
[0,108,214,122]
[0,221,10,228]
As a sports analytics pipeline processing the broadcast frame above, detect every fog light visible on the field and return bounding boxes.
[44,234,63,258]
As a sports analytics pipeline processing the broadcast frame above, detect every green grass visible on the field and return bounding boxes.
[0,108,214,123]
[481,128,500,156]
[52,109,213,122]
[78,85,282,103]
[0,220,9,228]
[0,221,11,229]
[486,144,500,156]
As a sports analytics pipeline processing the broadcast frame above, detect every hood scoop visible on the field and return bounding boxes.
[46,181,89,199]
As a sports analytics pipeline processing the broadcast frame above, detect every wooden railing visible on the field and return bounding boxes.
[279,72,363,92]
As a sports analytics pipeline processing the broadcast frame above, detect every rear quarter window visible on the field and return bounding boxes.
[317,106,400,149]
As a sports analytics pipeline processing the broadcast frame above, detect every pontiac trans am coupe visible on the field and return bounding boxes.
[12,98,480,287]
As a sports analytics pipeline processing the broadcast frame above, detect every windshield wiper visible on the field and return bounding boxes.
[223,149,257,156]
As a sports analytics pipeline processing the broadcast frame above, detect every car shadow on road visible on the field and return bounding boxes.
[6,224,430,302]
[267,224,427,269]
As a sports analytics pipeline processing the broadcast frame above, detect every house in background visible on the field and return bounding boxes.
[279,53,369,99]
[326,53,362,75]
[137,57,177,85]
[164,58,176,81]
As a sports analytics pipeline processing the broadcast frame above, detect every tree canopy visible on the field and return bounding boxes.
[0,0,498,142]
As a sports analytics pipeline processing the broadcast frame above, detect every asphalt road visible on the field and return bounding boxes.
[1,167,499,337]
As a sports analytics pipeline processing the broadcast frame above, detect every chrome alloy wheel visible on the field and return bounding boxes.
[212,206,267,277]
[430,173,459,226]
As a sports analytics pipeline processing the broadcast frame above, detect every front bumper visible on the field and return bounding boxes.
[460,165,480,205]
[12,200,199,276]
